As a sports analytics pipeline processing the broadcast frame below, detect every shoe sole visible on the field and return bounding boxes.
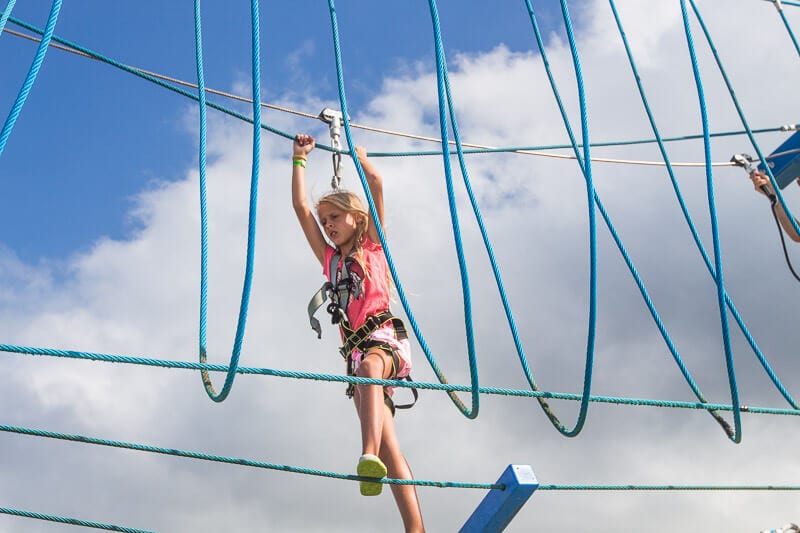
[357,458,387,496]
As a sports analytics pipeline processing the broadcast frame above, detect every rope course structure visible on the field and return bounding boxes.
[1,0,799,531]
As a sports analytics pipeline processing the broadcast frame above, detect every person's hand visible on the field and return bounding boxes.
[355,145,369,165]
[294,134,315,157]
[751,171,775,196]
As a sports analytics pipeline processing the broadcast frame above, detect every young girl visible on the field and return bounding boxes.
[291,134,425,532]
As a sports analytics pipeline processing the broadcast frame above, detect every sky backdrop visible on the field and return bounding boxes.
[1,1,799,532]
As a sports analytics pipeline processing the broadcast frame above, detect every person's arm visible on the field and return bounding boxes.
[292,134,327,264]
[775,205,800,242]
[751,171,800,242]
[355,146,385,243]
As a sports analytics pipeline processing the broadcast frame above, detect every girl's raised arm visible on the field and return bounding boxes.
[355,146,385,243]
[292,134,327,264]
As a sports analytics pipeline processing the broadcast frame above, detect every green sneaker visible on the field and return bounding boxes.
[357,454,387,496]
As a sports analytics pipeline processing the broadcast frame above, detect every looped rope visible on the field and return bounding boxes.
[193,0,263,402]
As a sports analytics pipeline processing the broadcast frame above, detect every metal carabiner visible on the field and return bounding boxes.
[319,108,344,190]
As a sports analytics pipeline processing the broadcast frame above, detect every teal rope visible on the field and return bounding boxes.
[4,342,798,416]
[192,0,263,402]
[4,420,800,493]
[0,1,61,159]
[680,0,742,443]
[0,507,153,533]
[1,422,797,493]
[0,423,499,490]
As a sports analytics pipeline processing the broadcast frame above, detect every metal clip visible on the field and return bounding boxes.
[319,108,344,190]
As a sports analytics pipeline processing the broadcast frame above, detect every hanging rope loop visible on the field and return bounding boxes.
[319,107,344,189]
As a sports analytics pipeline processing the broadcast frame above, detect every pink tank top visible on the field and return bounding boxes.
[323,236,390,330]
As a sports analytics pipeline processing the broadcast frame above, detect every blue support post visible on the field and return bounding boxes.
[460,464,538,533]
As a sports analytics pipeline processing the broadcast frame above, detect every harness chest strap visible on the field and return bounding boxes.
[307,249,360,338]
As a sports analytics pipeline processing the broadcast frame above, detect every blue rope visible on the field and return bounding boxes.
[191,1,262,402]
[774,0,800,56]
[325,0,472,415]
[424,0,481,417]
[519,1,606,436]
[607,1,738,436]
[0,0,17,38]
[193,0,211,399]
[527,1,749,439]
[769,0,800,7]
[685,0,798,408]
[692,0,800,246]
[680,0,742,443]
[0,0,61,159]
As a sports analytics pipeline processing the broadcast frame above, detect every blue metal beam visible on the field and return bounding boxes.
[460,465,538,533]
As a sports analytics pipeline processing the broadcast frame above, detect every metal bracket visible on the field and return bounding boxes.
[730,153,756,175]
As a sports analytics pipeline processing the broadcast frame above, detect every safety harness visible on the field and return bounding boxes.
[307,249,418,415]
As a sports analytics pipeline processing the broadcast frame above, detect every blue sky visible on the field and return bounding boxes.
[1,1,569,263]
[2,2,800,532]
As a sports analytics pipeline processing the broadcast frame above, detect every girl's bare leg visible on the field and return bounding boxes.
[354,350,392,455]
[353,351,425,531]
[379,406,425,532]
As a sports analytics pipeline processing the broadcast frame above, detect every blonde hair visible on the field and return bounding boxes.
[316,190,370,251]
[316,190,392,291]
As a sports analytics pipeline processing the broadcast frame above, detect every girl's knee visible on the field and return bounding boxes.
[356,350,390,379]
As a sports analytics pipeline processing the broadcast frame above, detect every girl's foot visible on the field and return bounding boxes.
[357,454,387,496]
